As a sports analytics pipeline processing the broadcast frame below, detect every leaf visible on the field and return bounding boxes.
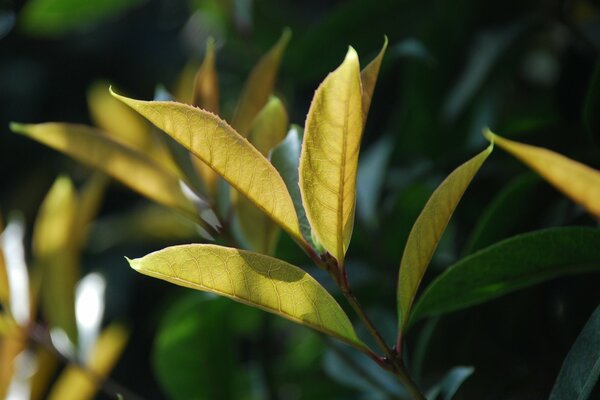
[299,47,363,264]
[75,172,109,249]
[485,129,600,217]
[550,305,600,400]
[32,176,79,345]
[412,227,600,324]
[10,122,199,220]
[360,36,387,124]
[237,96,288,254]
[426,366,474,400]
[191,37,221,197]
[271,125,314,246]
[109,91,303,243]
[0,217,10,308]
[397,145,492,332]
[231,28,291,136]
[48,323,129,400]
[128,244,364,348]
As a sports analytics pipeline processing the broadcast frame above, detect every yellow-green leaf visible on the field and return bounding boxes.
[231,28,291,136]
[75,172,109,249]
[32,176,79,345]
[109,91,303,243]
[237,96,289,254]
[485,129,600,217]
[48,323,129,400]
[397,144,493,332]
[0,217,9,308]
[360,36,388,124]
[299,47,363,264]
[10,122,198,220]
[191,37,221,197]
[128,244,364,348]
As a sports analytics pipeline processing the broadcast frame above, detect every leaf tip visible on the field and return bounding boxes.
[9,122,25,133]
[281,27,292,44]
[483,128,497,144]
[345,46,359,63]
[125,256,141,271]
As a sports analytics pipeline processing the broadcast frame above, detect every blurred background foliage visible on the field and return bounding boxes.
[1,0,600,398]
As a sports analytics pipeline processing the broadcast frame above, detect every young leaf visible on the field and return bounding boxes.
[127,244,364,348]
[237,96,288,254]
[360,36,388,124]
[412,228,600,324]
[33,176,79,346]
[300,47,363,264]
[485,129,600,217]
[10,122,198,220]
[550,305,600,400]
[397,144,492,332]
[110,91,303,243]
[231,28,291,136]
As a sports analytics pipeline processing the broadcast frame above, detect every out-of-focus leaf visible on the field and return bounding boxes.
[464,173,541,254]
[11,123,199,220]
[486,130,600,217]
[300,47,363,264]
[191,37,221,197]
[48,323,129,400]
[18,0,145,37]
[30,345,58,400]
[397,145,492,333]
[237,96,288,254]
[426,366,474,400]
[128,244,364,348]
[357,135,394,229]
[583,61,600,144]
[75,173,109,249]
[390,38,433,64]
[0,11,15,40]
[231,28,291,136]
[550,305,600,400]
[110,91,303,243]
[174,61,198,105]
[412,228,600,324]
[32,176,79,346]
[360,36,387,123]
[0,217,9,308]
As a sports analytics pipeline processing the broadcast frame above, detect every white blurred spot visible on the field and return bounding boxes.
[1,215,30,325]
[75,272,106,362]
[6,349,36,400]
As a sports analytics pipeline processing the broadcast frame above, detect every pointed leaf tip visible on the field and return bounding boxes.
[9,122,24,133]
[483,128,496,143]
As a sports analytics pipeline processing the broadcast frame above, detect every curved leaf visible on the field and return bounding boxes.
[299,47,363,264]
[397,145,492,332]
[11,122,199,219]
[412,227,600,324]
[128,244,364,348]
[550,305,600,400]
[110,91,303,243]
[232,28,291,136]
[485,129,600,217]
[360,36,388,124]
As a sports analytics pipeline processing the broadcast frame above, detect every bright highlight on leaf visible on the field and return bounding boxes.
[10,122,199,220]
[300,47,363,264]
[232,28,291,136]
[397,144,492,333]
[110,90,303,243]
[127,244,364,348]
[485,129,600,217]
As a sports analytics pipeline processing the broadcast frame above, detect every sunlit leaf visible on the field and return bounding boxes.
[191,37,221,197]
[299,47,363,264]
[397,144,492,332]
[110,91,303,243]
[360,36,387,124]
[485,129,600,217]
[10,122,199,220]
[30,345,59,400]
[128,244,364,348]
[0,217,9,308]
[237,96,288,254]
[412,228,600,324]
[32,176,79,345]
[231,28,291,136]
[48,323,129,400]
[550,304,600,400]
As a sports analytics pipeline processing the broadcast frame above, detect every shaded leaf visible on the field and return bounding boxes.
[485,129,600,217]
[128,244,364,348]
[426,366,474,400]
[412,228,600,324]
[110,91,303,243]
[550,305,600,400]
[397,145,492,332]
[232,28,291,136]
[360,36,387,124]
[300,47,363,264]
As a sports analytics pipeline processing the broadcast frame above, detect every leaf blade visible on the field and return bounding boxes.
[300,47,363,263]
[360,36,388,124]
[397,145,492,332]
[128,244,364,348]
